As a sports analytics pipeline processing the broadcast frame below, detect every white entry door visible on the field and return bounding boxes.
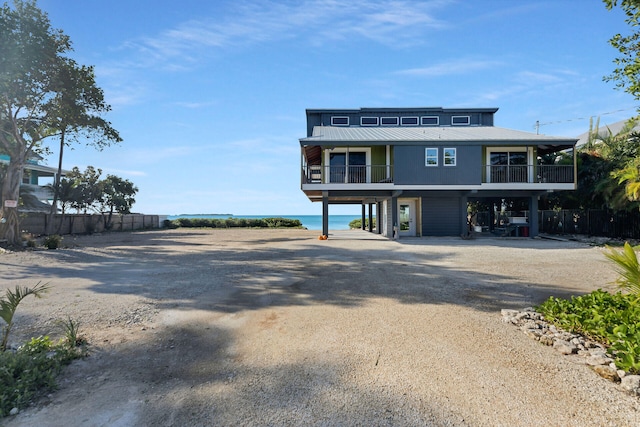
[398,199,416,236]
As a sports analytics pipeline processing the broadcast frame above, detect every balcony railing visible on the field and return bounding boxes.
[485,164,574,184]
[303,165,393,184]
[302,164,574,185]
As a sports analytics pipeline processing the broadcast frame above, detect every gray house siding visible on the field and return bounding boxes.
[394,145,482,185]
[305,107,498,136]
[422,196,463,236]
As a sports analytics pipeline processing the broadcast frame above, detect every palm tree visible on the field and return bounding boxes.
[0,282,50,351]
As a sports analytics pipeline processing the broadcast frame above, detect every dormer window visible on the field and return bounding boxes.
[452,116,470,125]
[331,116,349,126]
[361,117,379,126]
[381,117,399,126]
[401,117,418,126]
[421,116,439,126]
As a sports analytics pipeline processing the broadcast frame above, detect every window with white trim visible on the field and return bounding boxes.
[421,116,439,126]
[361,117,379,126]
[381,117,399,126]
[451,116,470,125]
[401,116,418,126]
[331,116,349,126]
[444,148,456,166]
[425,148,438,166]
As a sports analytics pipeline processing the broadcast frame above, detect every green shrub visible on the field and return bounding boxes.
[349,218,375,229]
[0,334,85,417]
[42,235,62,250]
[537,290,640,373]
[167,217,302,229]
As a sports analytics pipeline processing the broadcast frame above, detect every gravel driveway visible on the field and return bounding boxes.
[2,228,639,426]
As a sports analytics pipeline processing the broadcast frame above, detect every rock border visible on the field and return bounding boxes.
[501,308,640,397]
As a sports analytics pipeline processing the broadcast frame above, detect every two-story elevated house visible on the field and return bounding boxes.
[299,107,577,238]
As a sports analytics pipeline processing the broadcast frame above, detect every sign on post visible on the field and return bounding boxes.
[3,200,17,208]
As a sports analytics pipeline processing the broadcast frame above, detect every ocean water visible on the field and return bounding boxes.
[166,214,361,230]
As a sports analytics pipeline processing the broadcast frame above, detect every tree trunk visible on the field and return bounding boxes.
[0,158,24,245]
[47,129,65,235]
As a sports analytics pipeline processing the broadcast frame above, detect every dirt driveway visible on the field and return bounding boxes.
[2,228,639,426]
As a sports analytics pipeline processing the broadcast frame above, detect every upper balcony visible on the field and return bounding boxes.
[302,165,393,184]
[485,164,574,184]
[302,163,574,186]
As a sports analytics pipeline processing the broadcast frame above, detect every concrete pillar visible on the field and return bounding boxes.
[529,195,539,238]
[368,203,373,232]
[322,191,329,236]
[391,196,398,239]
[461,194,468,236]
[376,202,382,234]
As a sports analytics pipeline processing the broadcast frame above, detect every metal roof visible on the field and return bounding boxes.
[300,125,577,145]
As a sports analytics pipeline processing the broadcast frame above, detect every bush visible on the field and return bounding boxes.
[0,334,85,417]
[537,290,640,373]
[42,235,62,250]
[167,217,303,229]
[349,218,375,229]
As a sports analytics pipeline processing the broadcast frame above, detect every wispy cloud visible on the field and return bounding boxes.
[515,71,564,85]
[396,58,503,77]
[123,0,452,67]
[173,101,218,109]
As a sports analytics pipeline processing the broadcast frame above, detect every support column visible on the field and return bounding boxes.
[361,204,366,230]
[461,194,468,236]
[391,196,398,239]
[529,195,539,238]
[376,202,382,234]
[322,191,329,236]
[368,203,373,232]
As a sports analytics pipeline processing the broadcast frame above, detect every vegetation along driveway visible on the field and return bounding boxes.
[2,228,640,426]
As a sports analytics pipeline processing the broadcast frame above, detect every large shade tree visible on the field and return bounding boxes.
[0,0,121,245]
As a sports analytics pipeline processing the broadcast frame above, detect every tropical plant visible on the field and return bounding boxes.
[612,157,640,202]
[0,282,50,351]
[604,242,640,294]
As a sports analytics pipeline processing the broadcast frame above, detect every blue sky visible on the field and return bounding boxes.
[37,0,636,215]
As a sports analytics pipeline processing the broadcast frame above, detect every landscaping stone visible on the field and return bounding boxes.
[553,339,577,355]
[592,365,620,382]
[621,375,640,396]
[502,309,637,392]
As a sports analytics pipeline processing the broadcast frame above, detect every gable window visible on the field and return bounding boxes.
[452,116,470,125]
[421,116,439,126]
[331,116,349,126]
[361,117,379,126]
[381,117,399,126]
[401,116,418,126]
[444,148,456,166]
[425,148,438,166]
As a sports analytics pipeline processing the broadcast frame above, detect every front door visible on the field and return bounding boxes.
[398,199,416,236]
